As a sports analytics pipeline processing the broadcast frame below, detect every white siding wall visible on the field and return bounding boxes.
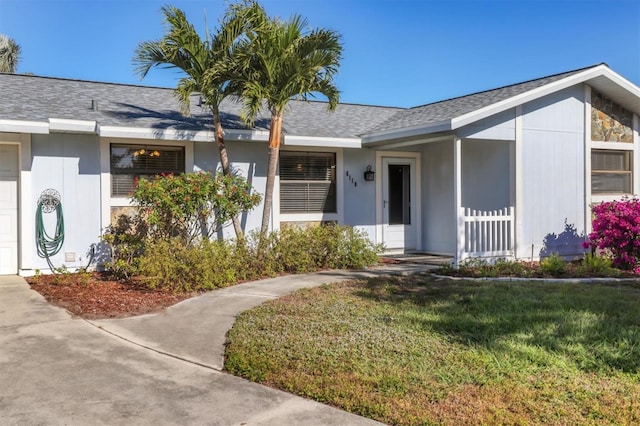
[519,85,586,259]
[30,134,102,271]
[343,148,377,241]
[421,140,455,254]
[458,109,516,141]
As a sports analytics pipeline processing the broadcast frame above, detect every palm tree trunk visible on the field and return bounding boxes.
[259,112,283,246]
[213,108,244,241]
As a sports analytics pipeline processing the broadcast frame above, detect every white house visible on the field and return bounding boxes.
[1,63,639,275]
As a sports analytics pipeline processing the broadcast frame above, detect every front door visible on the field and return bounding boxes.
[0,145,18,275]
[382,157,416,250]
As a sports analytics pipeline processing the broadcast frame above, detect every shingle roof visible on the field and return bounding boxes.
[0,64,608,140]
[366,64,604,135]
[0,73,402,138]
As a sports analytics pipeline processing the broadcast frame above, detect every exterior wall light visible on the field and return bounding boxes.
[364,165,375,181]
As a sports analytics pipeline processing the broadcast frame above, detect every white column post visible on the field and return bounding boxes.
[99,139,111,232]
[19,134,33,272]
[453,136,463,265]
[514,105,523,259]
[634,113,639,196]
[584,85,593,237]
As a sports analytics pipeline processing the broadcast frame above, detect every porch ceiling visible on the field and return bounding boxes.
[363,130,454,150]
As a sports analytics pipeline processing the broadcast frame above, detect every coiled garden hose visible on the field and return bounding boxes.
[36,194,64,271]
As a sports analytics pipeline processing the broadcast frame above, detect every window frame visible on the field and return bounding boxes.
[279,150,337,214]
[110,143,186,197]
[591,149,633,195]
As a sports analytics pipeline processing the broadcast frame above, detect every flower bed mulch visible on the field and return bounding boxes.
[27,272,197,319]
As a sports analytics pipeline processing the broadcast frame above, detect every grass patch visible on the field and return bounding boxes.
[225,275,640,425]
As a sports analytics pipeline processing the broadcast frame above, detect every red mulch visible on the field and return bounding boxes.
[27,272,197,319]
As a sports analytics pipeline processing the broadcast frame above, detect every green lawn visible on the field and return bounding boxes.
[225,275,640,425]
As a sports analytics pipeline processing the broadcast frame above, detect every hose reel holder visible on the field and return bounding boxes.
[36,189,64,271]
[38,188,61,213]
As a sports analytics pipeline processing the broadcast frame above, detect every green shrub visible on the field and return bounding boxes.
[101,214,146,280]
[539,253,565,276]
[133,225,382,292]
[132,172,261,244]
[137,238,253,292]
[271,226,319,273]
[493,259,529,277]
[456,258,494,277]
[267,224,382,273]
[578,253,617,276]
[448,258,535,277]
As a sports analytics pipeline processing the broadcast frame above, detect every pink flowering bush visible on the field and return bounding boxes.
[586,198,640,274]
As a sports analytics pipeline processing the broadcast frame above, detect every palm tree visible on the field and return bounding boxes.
[0,34,21,73]
[134,5,258,240]
[227,3,342,243]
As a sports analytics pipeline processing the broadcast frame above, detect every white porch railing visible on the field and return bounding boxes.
[460,207,514,259]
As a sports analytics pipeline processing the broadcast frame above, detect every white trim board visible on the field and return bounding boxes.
[49,119,97,134]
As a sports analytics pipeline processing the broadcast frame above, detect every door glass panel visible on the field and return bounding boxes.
[388,164,411,225]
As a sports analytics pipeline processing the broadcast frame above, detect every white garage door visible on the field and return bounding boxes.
[0,145,18,275]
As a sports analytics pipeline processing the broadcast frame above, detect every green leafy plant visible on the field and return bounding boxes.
[77,268,92,286]
[493,259,529,277]
[539,253,565,276]
[265,224,382,274]
[137,237,268,292]
[101,172,261,280]
[134,224,381,292]
[456,258,495,277]
[132,172,261,244]
[578,252,617,276]
[101,214,146,280]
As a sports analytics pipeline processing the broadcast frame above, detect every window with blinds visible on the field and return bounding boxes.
[591,150,632,194]
[280,151,336,213]
[110,144,185,196]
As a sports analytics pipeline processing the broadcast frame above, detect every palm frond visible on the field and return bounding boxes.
[0,34,21,73]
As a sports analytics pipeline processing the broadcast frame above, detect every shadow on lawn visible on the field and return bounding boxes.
[355,276,640,373]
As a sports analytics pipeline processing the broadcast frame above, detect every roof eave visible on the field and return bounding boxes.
[452,64,640,129]
[49,118,98,134]
[0,119,50,134]
[284,135,362,148]
[361,120,452,146]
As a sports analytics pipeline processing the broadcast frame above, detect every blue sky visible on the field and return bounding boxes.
[1,0,638,108]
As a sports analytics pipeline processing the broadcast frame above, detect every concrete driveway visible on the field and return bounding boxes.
[1,268,436,425]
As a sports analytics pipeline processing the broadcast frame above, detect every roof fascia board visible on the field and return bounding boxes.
[49,118,97,134]
[451,65,631,129]
[0,119,49,134]
[223,129,270,142]
[597,67,640,97]
[362,120,451,145]
[284,135,361,148]
[99,125,215,142]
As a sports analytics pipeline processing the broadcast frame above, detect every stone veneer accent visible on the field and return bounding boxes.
[591,90,633,142]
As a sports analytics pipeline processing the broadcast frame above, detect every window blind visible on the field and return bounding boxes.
[110,145,185,196]
[591,150,632,194]
[280,152,336,213]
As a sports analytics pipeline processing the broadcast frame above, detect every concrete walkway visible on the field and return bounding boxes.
[0,264,433,425]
